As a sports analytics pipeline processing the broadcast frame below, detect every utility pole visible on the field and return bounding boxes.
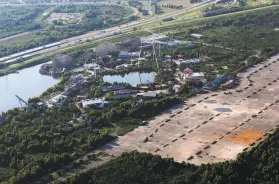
[152,42,159,69]
[159,26,161,57]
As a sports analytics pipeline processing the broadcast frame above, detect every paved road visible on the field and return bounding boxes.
[0,0,216,66]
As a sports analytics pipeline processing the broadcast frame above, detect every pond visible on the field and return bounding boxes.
[103,72,156,85]
[0,64,59,112]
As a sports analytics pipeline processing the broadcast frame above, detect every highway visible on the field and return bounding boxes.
[0,0,216,66]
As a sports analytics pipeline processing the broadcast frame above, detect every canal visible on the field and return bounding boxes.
[103,72,156,85]
[0,64,59,112]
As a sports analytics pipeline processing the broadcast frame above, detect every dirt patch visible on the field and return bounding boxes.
[232,130,264,145]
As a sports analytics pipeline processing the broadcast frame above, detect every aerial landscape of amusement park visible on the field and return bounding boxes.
[1,0,279,183]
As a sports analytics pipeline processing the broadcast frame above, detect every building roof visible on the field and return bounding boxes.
[119,52,139,57]
[101,85,125,92]
[184,68,193,73]
[182,59,201,64]
[50,94,68,104]
[190,33,204,38]
[141,34,168,43]
[116,64,129,69]
[184,72,204,77]
[114,89,138,94]
[137,91,157,98]
[84,63,101,70]
[81,99,109,108]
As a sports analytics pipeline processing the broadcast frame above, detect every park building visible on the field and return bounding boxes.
[62,82,81,96]
[101,84,125,92]
[113,89,138,99]
[183,72,205,82]
[181,59,201,65]
[80,99,110,109]
[141,34,169,43]
[49,94,68,107]
[164,55,172,63]
[116,64,130,70]
[190,33,204,39]
[136,91,157,99]
[52,54,74,73]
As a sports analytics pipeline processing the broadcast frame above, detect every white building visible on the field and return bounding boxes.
[69,74,88,83]
[137,91,157,98]
[181,59,201,65]
[141,34,168,43]
[84,63,101,71]
[183,72,205,81]
[81,99,109,109]
[116,64,130,70]
[164,55,172,63]
[190,33,204,39]
[49,94,68,106]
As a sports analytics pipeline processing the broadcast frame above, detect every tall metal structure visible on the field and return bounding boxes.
[15,95,37,112]
[148,0,152,16]
[152,41,159,69]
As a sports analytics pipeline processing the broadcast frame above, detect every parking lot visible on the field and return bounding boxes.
[100,54,279,165]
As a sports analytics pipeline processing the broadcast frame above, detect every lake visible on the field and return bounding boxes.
[0,64,59,112]
[103,72,156,85]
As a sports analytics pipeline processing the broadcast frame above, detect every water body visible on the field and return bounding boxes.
[215,108,232,112]
[0,64,59,112]
[103,72,156,85]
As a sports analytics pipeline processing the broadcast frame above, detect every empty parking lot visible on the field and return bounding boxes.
[100,54,279,165]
